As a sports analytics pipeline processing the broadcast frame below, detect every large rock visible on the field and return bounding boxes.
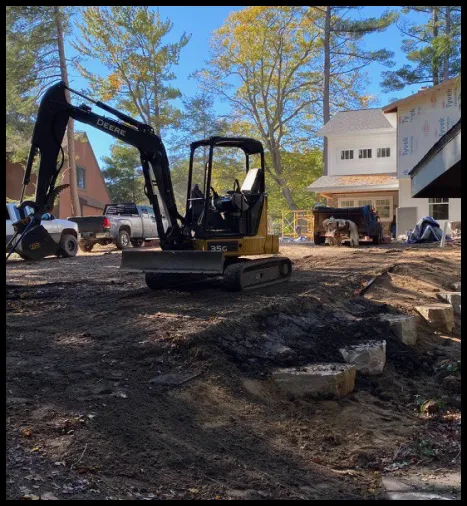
[380,314,417,346]
[436,292,461,316]
[415,304,455,332]
[272,363,356,399]
[339,340,386,375]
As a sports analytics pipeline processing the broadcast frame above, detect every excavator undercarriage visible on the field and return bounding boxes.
[8,81,292,291]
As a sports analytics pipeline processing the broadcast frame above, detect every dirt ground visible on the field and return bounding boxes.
[6,242,461,500]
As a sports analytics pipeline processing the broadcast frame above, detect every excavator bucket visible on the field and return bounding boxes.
[120,250,225,274]
[19,224,58,260]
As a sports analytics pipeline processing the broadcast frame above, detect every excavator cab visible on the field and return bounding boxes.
[185,137,265,239]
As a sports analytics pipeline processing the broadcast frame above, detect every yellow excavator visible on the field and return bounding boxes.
[8,81,292,291]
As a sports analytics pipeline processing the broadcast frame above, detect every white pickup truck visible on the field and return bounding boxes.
[6,203,79,259]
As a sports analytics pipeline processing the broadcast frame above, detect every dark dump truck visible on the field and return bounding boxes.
[312,204,384,245]
[69,203,162,252]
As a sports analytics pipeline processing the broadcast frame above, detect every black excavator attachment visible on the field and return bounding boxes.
[17,222,59,261]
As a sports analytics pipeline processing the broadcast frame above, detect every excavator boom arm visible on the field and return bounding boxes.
[23,81,182,246]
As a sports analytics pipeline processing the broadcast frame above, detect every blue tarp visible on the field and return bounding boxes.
[406,216,451,244]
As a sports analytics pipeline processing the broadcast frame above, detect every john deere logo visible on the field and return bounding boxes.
[30,242,41,250]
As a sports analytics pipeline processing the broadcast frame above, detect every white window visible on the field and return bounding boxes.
[375,198,391,220]
[340,150,354,160]
[429,198,449,220]
[339,199,355,208]
[358,148,372,159]
[377,148,391,158]
[338,196,393,222]
[77,166,86,189]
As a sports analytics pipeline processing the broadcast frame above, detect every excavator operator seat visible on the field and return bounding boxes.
[241,168,263,194]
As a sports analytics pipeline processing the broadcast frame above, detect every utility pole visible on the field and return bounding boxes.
[55,6,81,216]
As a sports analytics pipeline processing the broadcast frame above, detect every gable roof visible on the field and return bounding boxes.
[317,108,394,136]
[383,76,459,113]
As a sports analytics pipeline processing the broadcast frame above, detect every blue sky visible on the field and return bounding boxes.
[65,6,424,164]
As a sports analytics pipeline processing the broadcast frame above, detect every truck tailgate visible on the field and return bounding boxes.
[68,216,105,233]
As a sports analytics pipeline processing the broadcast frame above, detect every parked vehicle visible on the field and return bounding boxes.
[6,203,79,259]
[68,203,161,252]
[312,204,383,245]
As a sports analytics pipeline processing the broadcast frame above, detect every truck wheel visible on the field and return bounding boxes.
[116,229,131,250]
[130,238,144,248]
[58,234,78,258]
[314,234,325,245]
[78,241,94,252]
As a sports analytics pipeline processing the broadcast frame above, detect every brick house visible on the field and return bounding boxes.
[6,132,111,218]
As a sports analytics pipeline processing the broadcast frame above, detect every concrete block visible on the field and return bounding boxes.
[415,304,455,332]
[272,363,356,399]
[339,340,386,375]
[452,281,461,292]
[380,314,417,346]
[436,292,461,316]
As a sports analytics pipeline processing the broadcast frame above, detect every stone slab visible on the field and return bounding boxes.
[380,314,417,346]
[436,292,461,316]
[339,340,386,375]
[272,363,356,399]
[415,304,455,332]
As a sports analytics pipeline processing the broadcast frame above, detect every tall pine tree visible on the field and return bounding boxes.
[308,7,397,174]
[381,6,461,91]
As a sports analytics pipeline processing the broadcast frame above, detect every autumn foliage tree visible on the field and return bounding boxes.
[196,6,323,210]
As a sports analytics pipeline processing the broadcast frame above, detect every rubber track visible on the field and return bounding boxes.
[223,257,292,291]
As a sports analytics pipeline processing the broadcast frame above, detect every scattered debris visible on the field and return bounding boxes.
[150,372,202,386]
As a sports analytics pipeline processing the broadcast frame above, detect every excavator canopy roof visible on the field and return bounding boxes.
[190,136,264,156]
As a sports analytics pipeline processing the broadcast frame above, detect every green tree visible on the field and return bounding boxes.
[74,6,191,136]
[265,149,323,223]
[7,6,82,214]
[196,6,323,210]
[6,6,59,164]
[309,7,397,174]
[172,91,229,159]
[101,143,146,204]
[381,7,461,91]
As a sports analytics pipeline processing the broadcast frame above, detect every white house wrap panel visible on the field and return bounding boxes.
[397,80,461,178]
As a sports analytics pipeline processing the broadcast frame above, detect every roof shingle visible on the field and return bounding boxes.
[317,109,394,136]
